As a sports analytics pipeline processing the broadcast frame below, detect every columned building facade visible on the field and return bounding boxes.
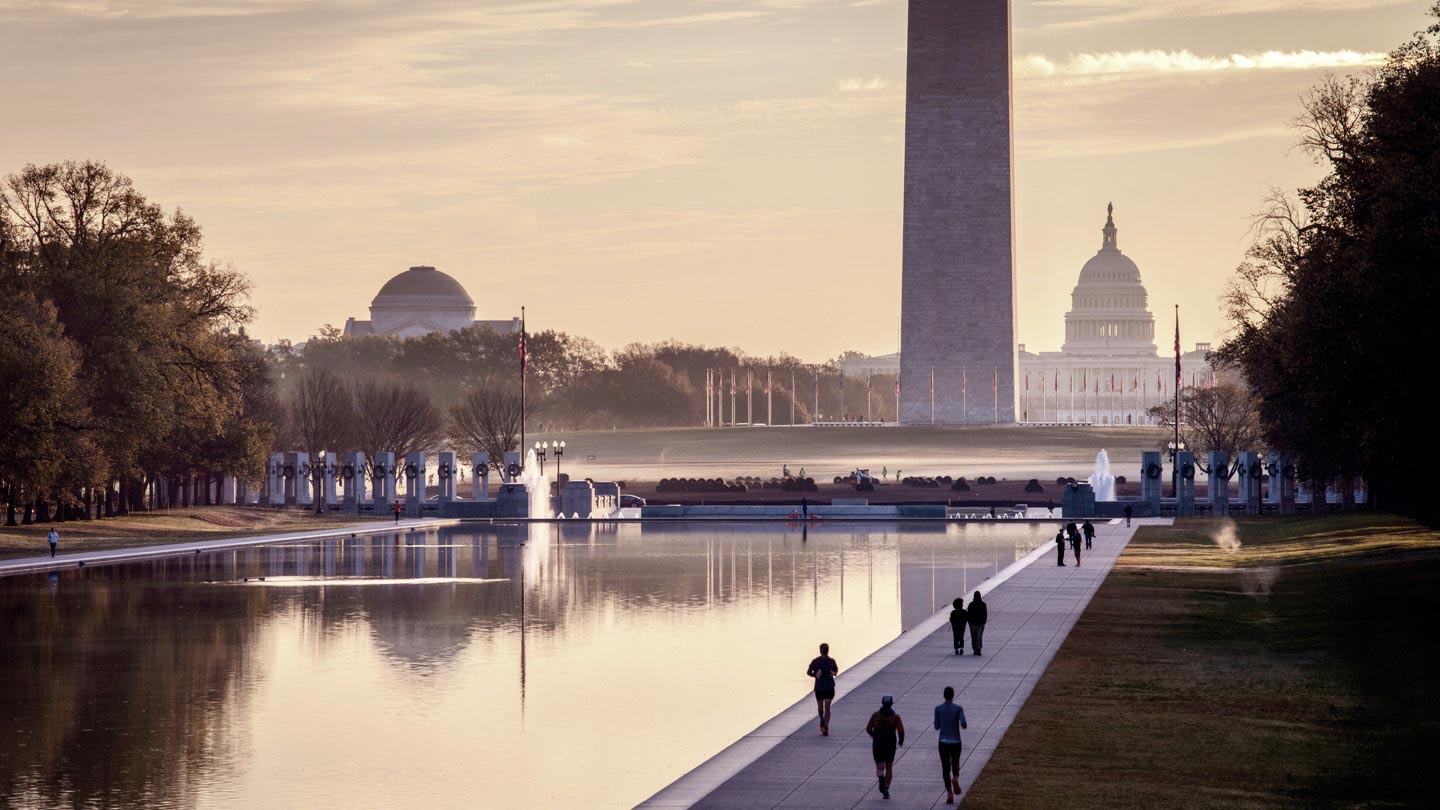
[846,205,1213,425]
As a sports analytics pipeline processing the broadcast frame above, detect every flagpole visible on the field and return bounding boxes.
[519,305,526,470]
[791,368,796,425]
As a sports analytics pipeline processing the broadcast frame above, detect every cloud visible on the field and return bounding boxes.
[1030,0,1413,29]
[1016,49,1388,80]
[837,76,890,92]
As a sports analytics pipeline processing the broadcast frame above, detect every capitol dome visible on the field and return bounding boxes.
[342,265,520,339]
[1060,204,1157,357]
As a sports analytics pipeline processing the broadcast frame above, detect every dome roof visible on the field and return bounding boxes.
[1076,205,1142,286]
[374,266,474,304]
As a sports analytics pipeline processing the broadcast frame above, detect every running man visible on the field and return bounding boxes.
[934,686,968,804]
[866,695,905,799]
[807,643,839,735]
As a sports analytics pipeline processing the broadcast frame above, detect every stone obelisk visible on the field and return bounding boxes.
[898,0,1017,425]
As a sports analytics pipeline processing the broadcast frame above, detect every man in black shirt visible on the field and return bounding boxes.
[807,643,839,736]
[948,598,967,655]
[967,592,988,656]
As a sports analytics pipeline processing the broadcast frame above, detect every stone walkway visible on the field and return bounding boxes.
[643,518,1164,809]
[0,518,456,578]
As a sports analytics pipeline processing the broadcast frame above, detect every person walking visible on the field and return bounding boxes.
[1055,528,1067,566]
[801,495,809,520]
[1047,499,1054,517]
[392,501,402,524]
[934,686,969,804]
[807,643,839,735]
[47,529,58,558]
[1082,520,1095,550]
[866,695,905,799]
[948,598,967,655]
[967,592,987,655]
[1124,504,1133,527]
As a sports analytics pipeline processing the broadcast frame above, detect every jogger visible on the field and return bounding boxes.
[934,686,968,804]
[866,695,904,799]
[807,643,839,735]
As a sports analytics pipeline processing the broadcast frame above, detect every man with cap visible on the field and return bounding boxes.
[865,694,905,799]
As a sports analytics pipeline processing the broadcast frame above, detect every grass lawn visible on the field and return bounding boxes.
[0,507,379,561]
[964,513,1440,808]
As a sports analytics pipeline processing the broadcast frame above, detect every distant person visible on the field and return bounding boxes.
[866,695,905,799]
[967,592,987,655]
[801,495,809,520]
[1055,529,1067,566]
[807,643,839,735]
[934,686,969,803]
[798,467,806,479]
[1082,520,1096,550]
[1047,499,1054,516]
[783,464,790,478]
[989,506,997,519]
[392,502,402,524]
[1124,504,1133,527]
[882,466,889,480]
[47,529,58,558]
[1069,525,1082,566]
[948,598,967,655]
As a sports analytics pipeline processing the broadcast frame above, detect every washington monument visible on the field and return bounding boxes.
[898,0,1018,424]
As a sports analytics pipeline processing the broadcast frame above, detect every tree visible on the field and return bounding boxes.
[351,379,446,458]
[287,368,356,511]
[449,388,522,473]
[1146,375,1264,469]
[1217,6,1440,519]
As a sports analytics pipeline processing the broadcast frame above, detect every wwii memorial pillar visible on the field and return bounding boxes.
[899,0,1017,424]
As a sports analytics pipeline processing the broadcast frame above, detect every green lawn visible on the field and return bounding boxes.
[964,514,1440,808]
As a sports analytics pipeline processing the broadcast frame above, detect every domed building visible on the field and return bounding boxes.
[342,265,520,339]
[841,204,1213,424]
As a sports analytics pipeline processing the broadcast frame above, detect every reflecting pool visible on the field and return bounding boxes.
[0,522,1047,809]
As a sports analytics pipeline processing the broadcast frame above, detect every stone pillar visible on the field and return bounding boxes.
[1266,452,1295,514]
[266,453,284,506]
[503,451,522,483]
[282,452,300,505]
[472,452,491,499]
[437,450,457,502]
[404,451,426,516]
[1175,451,1196,516]
[321,451,338,507]
[222,476,238,506]
[294,452,313,507]
[342,452,366,513]
[374,452,396,513]
[1340,477,1356,510]
[1237,451,1262,515]
[560,479,596,519]
[1140,450,1163,507]
[1207,451,1229,514]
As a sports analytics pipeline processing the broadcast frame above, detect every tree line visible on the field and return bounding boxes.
[1217,6,1440,520]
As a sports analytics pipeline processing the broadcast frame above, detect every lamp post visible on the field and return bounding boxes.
[534,441,547,475]
[554,440,565,480]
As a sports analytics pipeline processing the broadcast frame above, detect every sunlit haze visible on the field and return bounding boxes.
[0,0,1420,357]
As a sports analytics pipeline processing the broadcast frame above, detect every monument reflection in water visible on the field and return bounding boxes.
[0,521,1045,809]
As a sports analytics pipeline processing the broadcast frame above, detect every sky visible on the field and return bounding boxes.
[0,0,1425,360]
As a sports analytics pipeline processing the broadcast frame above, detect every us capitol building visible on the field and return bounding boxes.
[844,205,1213,425]
[342,265,520,338]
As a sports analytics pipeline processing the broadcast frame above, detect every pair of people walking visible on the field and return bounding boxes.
[861,688,969,802]
[948,591,988,655]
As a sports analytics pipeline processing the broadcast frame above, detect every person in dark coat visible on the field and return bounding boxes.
[1123,504,1133,527]
[967,591,987,655]
[948,598,967,655]
[866,695,905,799]
[1069,525,1082,566]
[1055,529,1067,566]
[1082,520,1096,550]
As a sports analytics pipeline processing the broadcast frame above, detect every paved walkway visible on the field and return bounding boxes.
[643,518,1165,809]
[0,518,457,578]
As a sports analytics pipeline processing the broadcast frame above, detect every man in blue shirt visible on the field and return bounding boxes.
[933,686,968,804]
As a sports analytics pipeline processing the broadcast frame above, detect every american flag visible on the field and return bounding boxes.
[518,329,526,371]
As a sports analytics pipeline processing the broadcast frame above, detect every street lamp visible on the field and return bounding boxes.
[534,441,547,475]
[554,440,566,480]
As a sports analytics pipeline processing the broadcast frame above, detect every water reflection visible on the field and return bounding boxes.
[0,522,1045,810]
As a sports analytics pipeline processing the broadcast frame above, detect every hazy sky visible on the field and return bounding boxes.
[0,0,1424,359]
